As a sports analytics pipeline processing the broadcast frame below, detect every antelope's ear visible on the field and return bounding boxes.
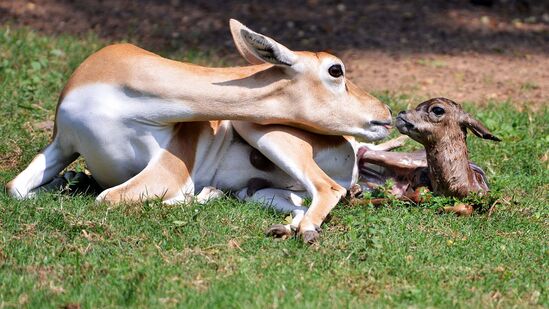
[229,19,297,66]
[461,113,501,142]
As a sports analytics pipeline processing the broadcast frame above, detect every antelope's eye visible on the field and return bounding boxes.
[431,106,445,116]
[328,64,343,78]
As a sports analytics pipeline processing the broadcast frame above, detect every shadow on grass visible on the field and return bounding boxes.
[0,0,547,56]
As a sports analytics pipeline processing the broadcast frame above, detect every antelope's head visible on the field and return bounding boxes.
[230,19,392,141]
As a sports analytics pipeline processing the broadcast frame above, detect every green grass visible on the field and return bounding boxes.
[0,27,548,308]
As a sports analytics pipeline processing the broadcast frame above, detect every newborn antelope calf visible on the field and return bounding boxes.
[359,98,500,204]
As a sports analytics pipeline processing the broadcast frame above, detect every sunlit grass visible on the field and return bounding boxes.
[0,27,547,308]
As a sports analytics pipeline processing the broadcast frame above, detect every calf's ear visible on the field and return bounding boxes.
[460,113,501,142]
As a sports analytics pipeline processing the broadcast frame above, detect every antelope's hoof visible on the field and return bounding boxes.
[39,171,102,196]
[301,230,320,245]
[38,176,68,193]
[265,224,293,239]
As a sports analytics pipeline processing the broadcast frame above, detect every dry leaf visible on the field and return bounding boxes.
[443,203,474,216]
[228,239,243,251]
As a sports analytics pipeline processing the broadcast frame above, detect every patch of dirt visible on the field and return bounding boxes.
[0,141,22,171]
[1,0,547,106]
[345,51,548,108]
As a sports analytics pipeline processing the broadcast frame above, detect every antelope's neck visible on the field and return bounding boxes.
[424,133,473,197]
[132,60,296,122]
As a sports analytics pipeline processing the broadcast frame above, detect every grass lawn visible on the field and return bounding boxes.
[0,27,547,308]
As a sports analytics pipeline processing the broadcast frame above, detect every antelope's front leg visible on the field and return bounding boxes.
[298,179,346,244]
[232,121,346,244]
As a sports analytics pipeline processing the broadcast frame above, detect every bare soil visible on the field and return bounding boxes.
[1,0,547,107]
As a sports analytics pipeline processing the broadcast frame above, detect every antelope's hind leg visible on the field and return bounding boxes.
[96,148,195,204]
[7,138,78,199]
[96,123,199,205]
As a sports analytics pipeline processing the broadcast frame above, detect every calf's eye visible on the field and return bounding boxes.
[328,64,343,78]
[431,106,445,116]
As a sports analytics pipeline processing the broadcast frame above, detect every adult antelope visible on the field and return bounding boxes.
[7,20,392,243]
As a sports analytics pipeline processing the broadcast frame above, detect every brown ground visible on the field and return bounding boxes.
[1,0,547,107]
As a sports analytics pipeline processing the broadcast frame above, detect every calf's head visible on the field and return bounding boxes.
[395,97,501,145]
